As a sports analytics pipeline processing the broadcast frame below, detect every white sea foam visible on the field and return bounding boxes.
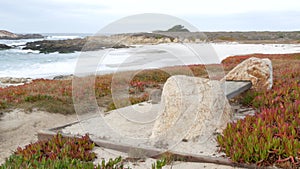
[45,36,81,40]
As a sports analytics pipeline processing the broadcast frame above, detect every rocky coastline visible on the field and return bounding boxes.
[20,32,203,53]
[21,31,300,54]
[23,37,129,53]
[1,28,299,54]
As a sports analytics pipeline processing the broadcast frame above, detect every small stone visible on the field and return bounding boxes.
[53,75,73,80]
[182,138,188,142]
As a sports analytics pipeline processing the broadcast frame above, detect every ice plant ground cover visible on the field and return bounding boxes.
[218,53,300,168]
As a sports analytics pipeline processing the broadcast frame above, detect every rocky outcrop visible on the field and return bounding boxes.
[23,37,129,53]
[224,57,273,90]
[17,34,44,39]
[121,33,175,45]
[0,30,43,40]
[151,75,233,142]
[0,44,11,50]
[113,33,205,45]
[23,39,86,53]
[21,31,300,54]
[53,75,73,80]
[0,30,18,38]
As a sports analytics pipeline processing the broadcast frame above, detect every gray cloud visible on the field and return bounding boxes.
[0,1,299,33]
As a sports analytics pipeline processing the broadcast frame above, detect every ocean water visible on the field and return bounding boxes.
[0,34,86,78]
[1,34,300,79]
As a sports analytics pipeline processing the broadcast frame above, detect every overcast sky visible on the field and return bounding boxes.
[1,0,299,33]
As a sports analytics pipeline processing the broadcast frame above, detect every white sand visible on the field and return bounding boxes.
[74,43,300,77]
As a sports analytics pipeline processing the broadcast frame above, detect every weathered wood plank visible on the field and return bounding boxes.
[38,129,271,168]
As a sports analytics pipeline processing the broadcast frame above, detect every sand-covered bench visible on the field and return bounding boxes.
[37,57,272,168]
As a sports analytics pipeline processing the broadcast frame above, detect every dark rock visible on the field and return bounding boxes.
[17,34,44,39]
[53,75,73,80]
[166,25,190,32]
[23,38,86,53]
[23,38,129,53]
[0,44,11,50]
[153,25,190,32]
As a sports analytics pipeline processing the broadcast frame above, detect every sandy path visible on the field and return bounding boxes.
[0,109,77,164]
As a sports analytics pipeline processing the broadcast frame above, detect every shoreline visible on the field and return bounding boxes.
[0,43,300,81]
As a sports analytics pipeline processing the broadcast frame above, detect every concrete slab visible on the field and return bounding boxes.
[224,81,252,99]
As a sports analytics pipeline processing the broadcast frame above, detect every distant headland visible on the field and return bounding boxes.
[0,30,43,40]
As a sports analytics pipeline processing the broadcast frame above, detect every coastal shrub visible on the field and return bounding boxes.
[218,54,300,167]
[239,90,260,106]
[24,94,54,102]
[152,158,166,169]
[99,156,127,169]
[217,36,236,41]
[0,100,8,109]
